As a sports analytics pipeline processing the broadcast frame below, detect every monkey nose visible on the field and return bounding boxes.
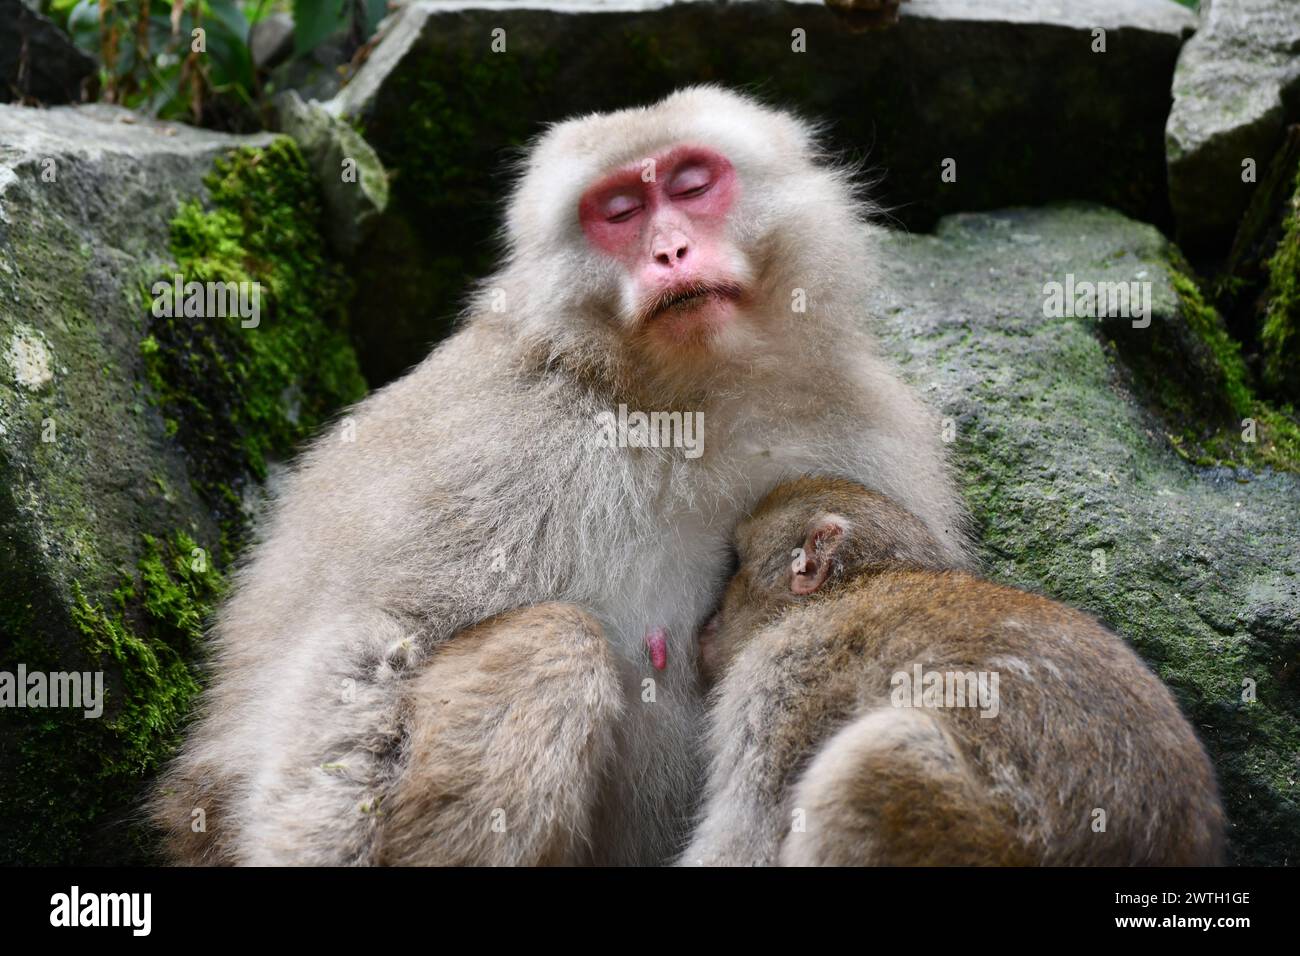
[652,233,690,267]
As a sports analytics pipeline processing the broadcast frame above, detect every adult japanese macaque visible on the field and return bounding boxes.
[151,87,969,865]
[684,477,1225,867]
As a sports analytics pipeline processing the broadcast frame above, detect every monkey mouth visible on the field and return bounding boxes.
[638,281,744,326]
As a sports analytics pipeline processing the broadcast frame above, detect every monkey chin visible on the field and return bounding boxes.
[647,293,739,348]
[632,298,760,385]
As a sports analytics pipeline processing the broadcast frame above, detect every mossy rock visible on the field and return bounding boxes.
[0,104,366,864]
[331,0,1193,385]
[1260,158,1300,403]
[869,204,1300,865]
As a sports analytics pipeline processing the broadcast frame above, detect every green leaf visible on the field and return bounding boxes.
[203,18,256,93]
[205,0,251,45]
[65,0,101,55]
[292,0,348,57]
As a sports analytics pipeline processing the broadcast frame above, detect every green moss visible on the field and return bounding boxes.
[1,135,366,863]
[2,532,222,863]
[1172,266,1300,473]
[1116,255,1300,474]
[141,137,368,547]
[1261,164,1300,401]
[1169,269,1253,418]
[70,532,220,778]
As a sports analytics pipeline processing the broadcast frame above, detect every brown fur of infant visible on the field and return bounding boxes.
[685,476,1225,866]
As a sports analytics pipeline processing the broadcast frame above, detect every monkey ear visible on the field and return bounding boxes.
[790,516,848,595]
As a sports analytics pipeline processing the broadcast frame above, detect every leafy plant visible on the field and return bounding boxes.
[40,0,386,131]
[293,0,386,57]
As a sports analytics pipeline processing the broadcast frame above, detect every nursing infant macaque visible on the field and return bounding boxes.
[685,476,1225,866]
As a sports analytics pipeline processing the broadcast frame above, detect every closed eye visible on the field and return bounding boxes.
[668,161,713,198]
[603,193,643,223]
[672,183,711,200]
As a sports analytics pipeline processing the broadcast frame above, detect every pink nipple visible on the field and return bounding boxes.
[644,627,668,671]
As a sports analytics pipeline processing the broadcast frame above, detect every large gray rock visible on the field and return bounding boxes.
[1167,0,1300,259]
[0,0,96,104]
[868,204,1300,865]
[327,0,1195,385]
[0,104,365,863]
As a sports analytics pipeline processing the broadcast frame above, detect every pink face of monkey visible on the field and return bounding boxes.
[578,146,749,350]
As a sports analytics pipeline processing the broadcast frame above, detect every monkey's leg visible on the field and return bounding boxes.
[376,603,624,866]
[779,707,1028,866]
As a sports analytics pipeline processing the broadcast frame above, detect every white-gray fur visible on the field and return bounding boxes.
[154,86,968,865]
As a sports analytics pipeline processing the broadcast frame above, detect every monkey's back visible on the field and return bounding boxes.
[767,569,1225,865]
